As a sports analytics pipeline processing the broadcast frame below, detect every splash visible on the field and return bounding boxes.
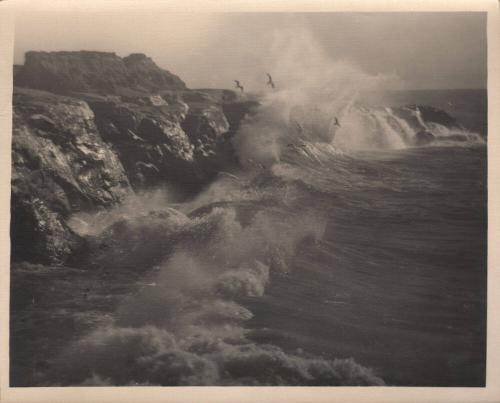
[68,188,178,236]
[232,27,399,165]
[45,198,386,386]
[51,324,384,386]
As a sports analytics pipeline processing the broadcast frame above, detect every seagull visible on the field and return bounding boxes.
[266,73,275,89]
[234,80,244,93]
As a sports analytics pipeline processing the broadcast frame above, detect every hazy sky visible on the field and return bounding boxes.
[14,12,486,90]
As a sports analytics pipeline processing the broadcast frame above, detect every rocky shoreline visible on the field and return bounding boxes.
[12,51,259,265]
[11,50,471,266]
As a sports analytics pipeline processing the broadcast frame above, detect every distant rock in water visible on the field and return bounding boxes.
[391,105,461,132]
[14,51,186,94]
[414,105,460,128]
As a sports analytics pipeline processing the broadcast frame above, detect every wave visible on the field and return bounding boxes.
[50,191,387,386]
[51,325,384,386]
[56,41,485,385]
[56,79,485,386]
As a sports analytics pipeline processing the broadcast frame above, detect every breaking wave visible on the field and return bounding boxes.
[48,28,484,387]
[52,193,386,386]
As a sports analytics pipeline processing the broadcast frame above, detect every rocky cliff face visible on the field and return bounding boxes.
[11,51,259,265]
[12,88,131,264]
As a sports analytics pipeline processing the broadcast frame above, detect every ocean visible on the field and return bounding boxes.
[10,88,487,386]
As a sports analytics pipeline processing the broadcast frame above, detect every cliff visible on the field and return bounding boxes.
[11,51,259,265]
[14,51,186,95]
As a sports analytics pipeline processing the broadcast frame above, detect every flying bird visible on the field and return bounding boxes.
[266,73,275,89]
[234,80,244,93]
[334,117,341,128]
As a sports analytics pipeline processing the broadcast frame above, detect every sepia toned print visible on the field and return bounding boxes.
[9,10,488,388]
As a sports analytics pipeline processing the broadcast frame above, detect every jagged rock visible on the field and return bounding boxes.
[15,51,186,95]
[85,89,257,190]
[10,195,83,265]
[13,88,130,209]
[181,103,230,157]
[12,88,131,264]
[137,117,192,153]
[87,98,198,189]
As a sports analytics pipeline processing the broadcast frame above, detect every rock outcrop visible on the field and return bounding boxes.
[11,51,259,265]
[12,88,131,264]
[391,105,461,132]
[87,95,196,189]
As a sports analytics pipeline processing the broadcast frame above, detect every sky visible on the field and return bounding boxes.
[14,11,487,90]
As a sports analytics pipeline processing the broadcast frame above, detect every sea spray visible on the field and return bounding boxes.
[232,27,399,165]
[47,196,385,386]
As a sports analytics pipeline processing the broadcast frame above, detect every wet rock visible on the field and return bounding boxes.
[86,89,257,190]
[391,105,461,132]
[10,195,83,265]
[13,88,130,209]
[12,88,131,264]
[11,53,261,265]
[414,105,459,128]
[181,103,230,157]
[88,98,198,189]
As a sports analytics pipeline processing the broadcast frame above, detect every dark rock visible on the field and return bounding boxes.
[85,89,258,191]
[10,195,83,265]
[181,103,229,156]
[13,88,130,209]
[441,134,468,142]
[137,117,191,150]
[391,105,461,132]
[414,130,435,146]
[87,97,198,189]
[11,87,131,264]
[28,114,57,132]
[413,105,459,128]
